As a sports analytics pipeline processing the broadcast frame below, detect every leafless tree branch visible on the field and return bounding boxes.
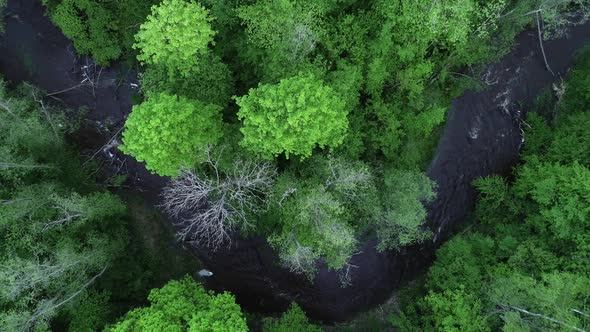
[161,147,276,250]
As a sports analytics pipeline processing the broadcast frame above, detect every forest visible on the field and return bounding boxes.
[1,0,590,331]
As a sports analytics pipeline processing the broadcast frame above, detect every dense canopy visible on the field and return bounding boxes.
[2,0,590,330]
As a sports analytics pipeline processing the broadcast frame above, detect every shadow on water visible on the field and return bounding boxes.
[2,0,590,323]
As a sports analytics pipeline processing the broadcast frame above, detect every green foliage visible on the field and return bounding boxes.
[561,48,590,112]
[134,0,216,77]
[105,276,247,332]
[391,52,590,330]
[236,73,348,159]
[513,161,590,253]
[112,0,161,56]
[48,0,122,65]
[426,234,495,294]
[473,175,520,225]
[264,156,381,277]
[236,0,331,81]
[488,271,590,331]
[66,291,111,331]
[140,53,234,107]
[270,183,357,274]
[546,111,590,166]
[521,112,553,159]
[420,288,490,332]
[377,170,436,251]
[120,93,223,177]
[0,81,128,331]
[42,0,159,63]
[263,303,323,332]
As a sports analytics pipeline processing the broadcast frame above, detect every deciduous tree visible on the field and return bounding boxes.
[263,303,323,332]
[105,276,247,332]
[48,0,122,65]
[120,93,223,177]
[134,0,216,77]
[377,170,436,251]
[236,73,348,160]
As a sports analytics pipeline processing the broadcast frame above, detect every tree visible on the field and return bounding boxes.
[0,81,128,331]
[377,170,436,251]
[268,181,357,277]
[473,175,520,225]
[133,0,216,77]
[513,161,590,255]
[488,272,590,331]
[237,0,327,62]
[139,52,234,107]
[105,276,247,332]
[263,303,323,332]
[236,73,348,159]
[546,112,590,166]
[298,155,381,230]
[161,147,276,249]
[421,288,490,332]
[236,0,330,80]
[120,93,223,177]
[48,0,122,65]
[261,156,380,278]
[561,48,590,112]
[425,234,495,294]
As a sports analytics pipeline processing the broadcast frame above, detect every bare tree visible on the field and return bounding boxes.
[161,147,276,250]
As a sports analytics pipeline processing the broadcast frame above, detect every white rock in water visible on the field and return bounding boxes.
[198,269,213,277]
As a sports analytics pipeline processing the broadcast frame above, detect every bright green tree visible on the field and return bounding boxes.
[236,73,348,160]
[105,276,247,332]
[263,303,322,332]
[120,93,223,177]
[134,0,216,77]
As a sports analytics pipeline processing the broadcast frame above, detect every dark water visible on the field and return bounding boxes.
[2,0,590,323]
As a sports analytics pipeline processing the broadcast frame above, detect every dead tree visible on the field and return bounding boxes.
[161,147,276,250]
